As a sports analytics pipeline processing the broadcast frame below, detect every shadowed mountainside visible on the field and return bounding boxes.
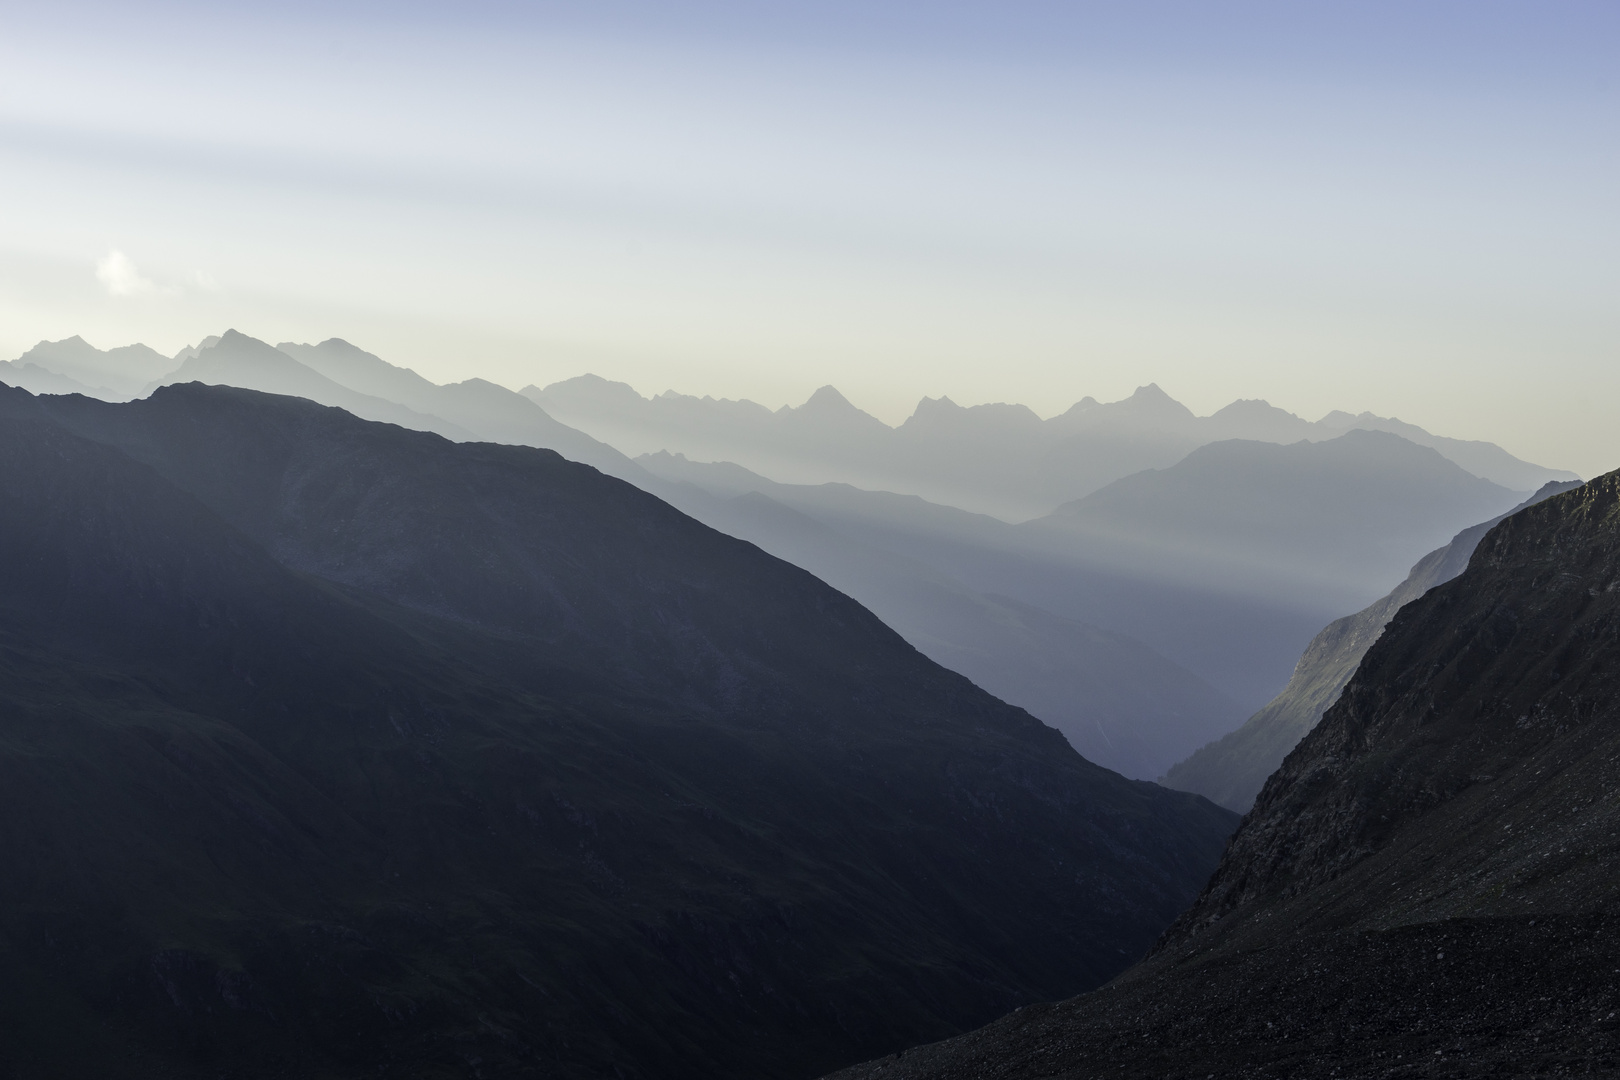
[1163,478,1584,811]
[0,380,1237,1080]
[828,470,1620,1079]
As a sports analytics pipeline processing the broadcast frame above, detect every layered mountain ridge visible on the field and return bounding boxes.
[0,378,1237,1079]
[829,470,1620,1079]
[5,332,1555,768]
[529,374,1573,520]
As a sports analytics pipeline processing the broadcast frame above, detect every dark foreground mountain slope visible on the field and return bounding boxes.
[829,470,1620,1079]
[0,382,1236,1080]
[1163,478,1583,812]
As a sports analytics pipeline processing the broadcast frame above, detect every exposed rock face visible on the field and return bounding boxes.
[1162,479,1582,812]
[827,471,1620,1079]
[1175,470,1620,938]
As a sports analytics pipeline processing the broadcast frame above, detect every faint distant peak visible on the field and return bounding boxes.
[903,393,958,419]
[1316,409,1361,428]
[280,337,383,362]
[539,373,645,400]
[1082,383,1197,424]
[20,335,95,361]
[46,334,89,349]
[1057,396,1101,417]
[901,395,1042,435]
[800,384,856,411]
[173,335,223,362]
[1210,397,1280,417]
[1123,383,1183,407]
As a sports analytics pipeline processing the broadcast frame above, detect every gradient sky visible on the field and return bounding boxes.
[1,1,1616,475]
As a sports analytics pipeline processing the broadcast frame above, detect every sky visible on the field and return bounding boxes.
[1,1,1616,475]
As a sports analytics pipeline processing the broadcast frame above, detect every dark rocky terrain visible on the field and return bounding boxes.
[1164,478,1583,811]
[829,470,1620,1079]
[0,381,1236,1080]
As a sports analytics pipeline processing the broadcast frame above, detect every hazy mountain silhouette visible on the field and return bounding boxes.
[640,464,1247,779]
[6,333,1258,769]
[10,332,1550,742]
[0,379,1237,1079]
[648,434,1528,710]
[152,330,477,440]
[1026,430,1523,610]
[0,335,174,398]
[277,337,642,482]
[527,377,1574,520]
[829,471,1620,1079]
[1162,478,1584,811]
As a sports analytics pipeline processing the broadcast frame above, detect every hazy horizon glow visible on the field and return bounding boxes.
[1,1,1616,473]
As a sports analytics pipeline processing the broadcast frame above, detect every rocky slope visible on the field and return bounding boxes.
[0,381,1237,1080]
[829,470,1620,1079]
[1163,478,1583,811]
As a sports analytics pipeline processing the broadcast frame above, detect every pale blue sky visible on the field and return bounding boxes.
[1,1,1616,474]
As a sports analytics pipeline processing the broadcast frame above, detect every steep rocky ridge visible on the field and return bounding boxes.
[0,380,1239,1079]
[828,470,1620,1078]
[1163,478,1583,811]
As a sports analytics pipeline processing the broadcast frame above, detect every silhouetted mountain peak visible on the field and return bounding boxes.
[172,335,222,362]
[11,335,178,396]
[797,384,861,414]
[1116,382,1196,418]
[899,395,1043,439]
[1058,395,1100,415]
[532,373,648,409]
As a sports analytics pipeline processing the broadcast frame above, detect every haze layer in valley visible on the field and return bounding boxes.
[3,333,1570,781]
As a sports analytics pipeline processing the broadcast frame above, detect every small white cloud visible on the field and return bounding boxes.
[95,250,179,297]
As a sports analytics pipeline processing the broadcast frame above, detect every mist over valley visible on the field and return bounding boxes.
[3,4,1616,1074]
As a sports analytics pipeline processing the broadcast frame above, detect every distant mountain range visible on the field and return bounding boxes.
[829,469,1620,1079]
[0,380,1236,1078]
[2,332,1557,772]
[644,431,1529,714]
[527,374,1575,520]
